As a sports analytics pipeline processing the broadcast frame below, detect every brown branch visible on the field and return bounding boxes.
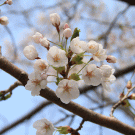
[118,0,135,5]
[0,100,114,134]
[0,81,22,96]
[0,46,1,56]
[1,56,135,134]
[75,119,85,132]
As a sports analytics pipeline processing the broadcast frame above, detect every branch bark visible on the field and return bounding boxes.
[118,0,135,5]
[1,57,135,134]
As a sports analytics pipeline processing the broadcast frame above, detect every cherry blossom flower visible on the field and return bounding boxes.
[34,59,49,73]
[100,65,116,91]
[40,37,50,49]
[56,79,80,104]
[86,40,99,54]
[92,44,107,62]
[23,45,38,60]
[101,74,116,91]
[25,72,47,96]
[0,16,9,25]
[33,118,55,135]
[100,65,114,78]
[32,32,43,44]
[46,66,57,82]
[50,13,60,27]
[47,46,68,67]
[106,55,117,63]
[63,28,72,39]
[70,37,87,54]
[82,64,102,86]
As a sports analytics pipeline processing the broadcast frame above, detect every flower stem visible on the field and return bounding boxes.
[77,58,92,74]
[65,38,67,51]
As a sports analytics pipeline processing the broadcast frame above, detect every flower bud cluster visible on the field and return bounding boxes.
[22,12,118,135]
[23,13,117,105]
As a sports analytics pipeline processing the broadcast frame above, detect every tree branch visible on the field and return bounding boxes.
[0,81,22,95]
[118,0,135,5]
[0,57,135,134]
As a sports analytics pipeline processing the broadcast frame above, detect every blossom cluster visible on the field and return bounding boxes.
[23,13,117,104]
[23,12,117,135]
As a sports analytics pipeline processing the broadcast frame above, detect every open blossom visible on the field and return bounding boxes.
[32,32,43,43]
[0,16,9,25]
[34,59,49,73]
[56,79,80,104]
[63,28,72,39]
[25,72,47,96]
[40,37,50,49]
[70,37,87,54]
[23,45,38,60]
[101,74,116,91]
[100,65,114,78]
[92,44,107,62]
[47,46,68,67]
[50,13,60,27]
[100,65,116,91]
[86,40,99,54]
[33,118,55,135]
[82,64,102,86]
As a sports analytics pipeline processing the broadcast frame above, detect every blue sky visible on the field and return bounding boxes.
[0,0,134,135]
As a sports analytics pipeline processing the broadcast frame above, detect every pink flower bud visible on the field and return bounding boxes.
[63,23,69,29]
[63,28,72,39]
[6,0,13,5]
[128,93,135,100]
[50,13,60,27]
[126,80,132,89]
[106,55,117,63]
[0,16,9,25]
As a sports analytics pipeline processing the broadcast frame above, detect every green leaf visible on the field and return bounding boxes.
[70,28,81,41]
[52,66,65,74]
[69,73,80,81]
[71,52,84,64]
[57,126,70,134]
[56,77,63,85]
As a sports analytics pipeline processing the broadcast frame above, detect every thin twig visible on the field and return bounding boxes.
[110,86,135,117]
[0,81,22,96]
[76,119,85,132]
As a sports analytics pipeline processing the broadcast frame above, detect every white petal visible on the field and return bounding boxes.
[40,80,47,89]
